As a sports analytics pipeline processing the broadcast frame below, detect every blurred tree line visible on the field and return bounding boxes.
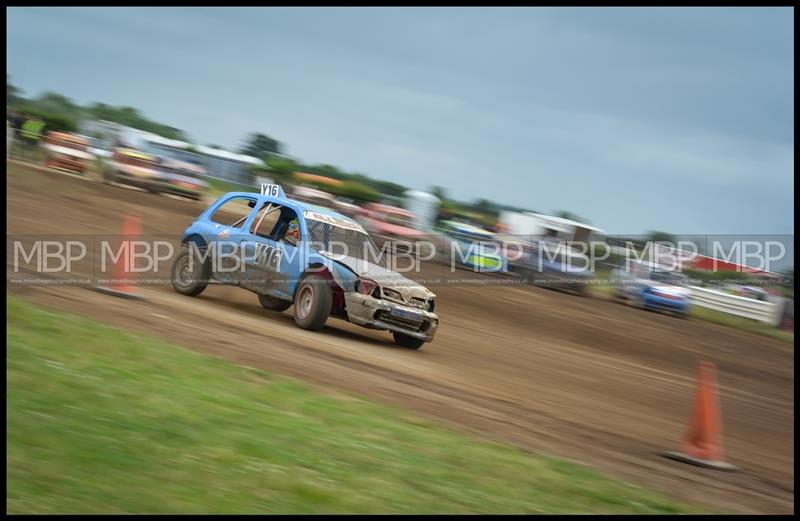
[8,75,593,229]
[7,76,187,139]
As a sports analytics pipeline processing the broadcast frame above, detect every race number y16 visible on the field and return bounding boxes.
[261,184,281,197]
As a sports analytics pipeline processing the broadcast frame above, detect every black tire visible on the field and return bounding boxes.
[293,273,332,331]
[258,293,292,312]
[392,331,425,350]
[171,248,211,296]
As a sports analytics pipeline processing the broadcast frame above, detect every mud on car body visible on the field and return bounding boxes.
[171,185,439,349]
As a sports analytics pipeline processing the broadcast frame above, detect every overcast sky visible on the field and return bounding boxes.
[7,7,794,235]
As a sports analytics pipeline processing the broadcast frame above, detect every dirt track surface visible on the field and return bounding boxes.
[7,162,794,513]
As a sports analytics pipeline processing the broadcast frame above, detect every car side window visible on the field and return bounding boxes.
[210,196,257,228]
[250,203,282,239]
[273,208,301,245]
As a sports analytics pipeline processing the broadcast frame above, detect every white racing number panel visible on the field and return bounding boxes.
[303,210,366,233]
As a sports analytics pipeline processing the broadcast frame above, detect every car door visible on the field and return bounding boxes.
[205,194,260,284]
[240,204,304,300]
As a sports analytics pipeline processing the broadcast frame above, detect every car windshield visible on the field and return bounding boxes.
[305,220,385,266]
[118,155,155,169]
[48,136,86,151]
[162,166,202,179]
[447,229,491,244]
[650,270,689,286]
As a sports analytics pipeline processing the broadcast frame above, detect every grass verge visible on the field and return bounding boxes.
[7,295,697,514]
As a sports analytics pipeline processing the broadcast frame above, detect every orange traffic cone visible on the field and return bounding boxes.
[662,361,737,470]
[93,213,146,300]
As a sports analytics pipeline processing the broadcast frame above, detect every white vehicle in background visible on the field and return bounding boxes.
[157,158,209,201]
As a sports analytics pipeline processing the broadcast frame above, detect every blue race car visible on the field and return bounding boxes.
[170,185,439,349]
[612,262,691,317]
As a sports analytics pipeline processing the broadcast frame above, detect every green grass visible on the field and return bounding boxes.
[689,305,793,343]
[7,295,697,514]
[589,283,793,344]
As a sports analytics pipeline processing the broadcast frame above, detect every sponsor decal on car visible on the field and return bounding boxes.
[303,210,366,233]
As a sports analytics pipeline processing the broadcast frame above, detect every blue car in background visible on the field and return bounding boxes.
[612,261,691,317]
[170,185,440,349]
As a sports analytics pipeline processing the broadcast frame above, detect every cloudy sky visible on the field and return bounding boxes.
[7,7,794,235]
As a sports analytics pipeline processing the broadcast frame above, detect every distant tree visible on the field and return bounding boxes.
[240,132,283,158]
[312,164,348,181]
[367,178,407,198]
[648,230,676,244]
[35,92,80,115]
[7,75,24,107]
[430,185,448,201]
[265,156,300,183]
[556,210,589,224]
[16,106,76,133]
[469,198,503,219]
[86,102,187,141]
[333,181,380,203]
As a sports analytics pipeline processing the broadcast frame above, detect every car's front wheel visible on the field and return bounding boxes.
[293,273,332,331]
[259,293,292,312]
[392,331,425,350]
[171,248,210,296]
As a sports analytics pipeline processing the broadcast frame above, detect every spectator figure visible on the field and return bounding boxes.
[7,111,26,158]
[20,115,45,161]
[9,110,25,132]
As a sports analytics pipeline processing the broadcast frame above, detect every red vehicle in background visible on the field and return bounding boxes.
[42,132,94,174]
[361,203,426,256]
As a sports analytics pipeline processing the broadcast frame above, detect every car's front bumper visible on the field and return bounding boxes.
[45,156,88,173]
[164,183,205,200]
[460,255,506,273]
[344,292,439,342]
[115,172,165,191]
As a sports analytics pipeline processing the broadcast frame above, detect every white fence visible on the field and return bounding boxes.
[689,286,784,325]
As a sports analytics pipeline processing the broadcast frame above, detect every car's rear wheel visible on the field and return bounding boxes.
[392,331,425,350]
[171,248,210,296]
[259,293,292,312]
[293,273,332,331]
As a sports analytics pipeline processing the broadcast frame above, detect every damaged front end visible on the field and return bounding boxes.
[344,280,439,342]
[322,253,439,342]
